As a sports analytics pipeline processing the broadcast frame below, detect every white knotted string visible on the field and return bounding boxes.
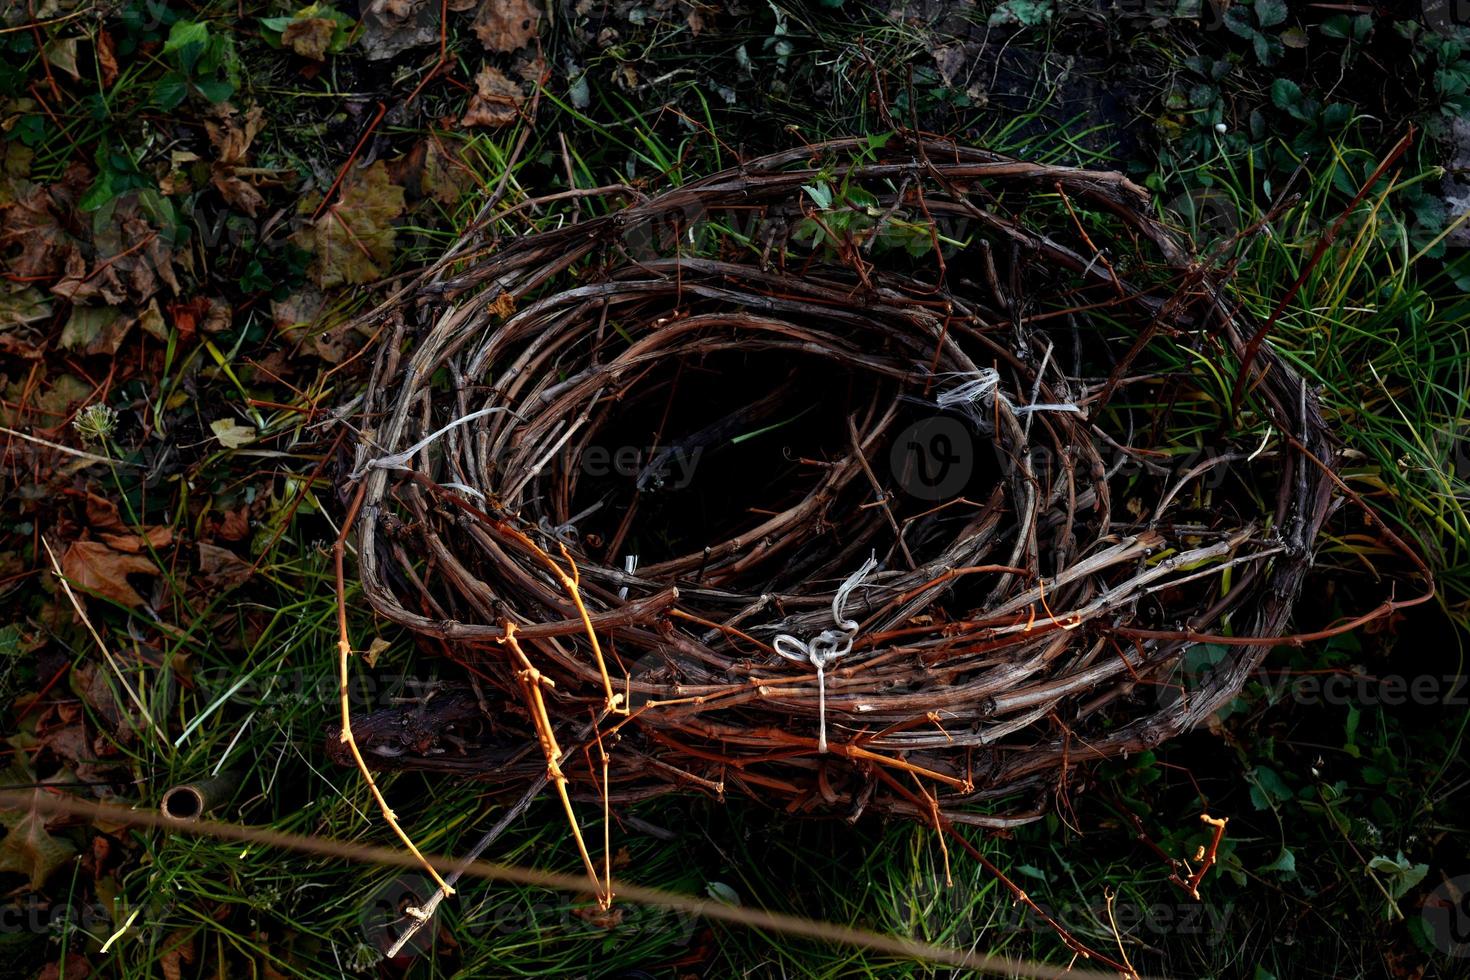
[773,552,879,753]
[353,406,520,479]
[934,365,1079,430]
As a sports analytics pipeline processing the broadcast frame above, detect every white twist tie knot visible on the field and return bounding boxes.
[773,552,878,753]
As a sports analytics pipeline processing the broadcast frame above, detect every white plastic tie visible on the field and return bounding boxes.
[355,406,518,478]
[772,552,878,753]
[935,366,1079,429]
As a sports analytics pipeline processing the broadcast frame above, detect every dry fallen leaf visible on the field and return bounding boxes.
[0,285,52,358]
[159,930,196,980]
[282,17,338,60]
[60,539,159,608]
[360,0,438,60]
[216,505,251,542]
[43,37,81,81]
[98,526,173,554]
[198,542,253,592]
[460,66,524,128]
[210,418,257,449]
[394,137,478,205]
[472,0,539,52]
[97,29,119,86]
[0,807,77,889]
[0,163,88,280]
[34,954,92,980]
[291,159,406,287]
[205,105,269,217]
[59,305,135,356]
[50,202,180,306]
[364,636,390,667]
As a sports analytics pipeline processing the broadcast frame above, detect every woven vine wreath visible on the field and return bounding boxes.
[336,135,1334,829]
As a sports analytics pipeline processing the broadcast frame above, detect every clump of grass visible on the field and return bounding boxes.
[1162,128,1470,616]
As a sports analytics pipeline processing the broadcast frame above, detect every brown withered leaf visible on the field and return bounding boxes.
[392,138,478,205]
[35,954,92,980]
[60,539,158,608]
[38,723,116,784]
[216,505,251,542]
[43,37,81,81]
[51,204,180,306]
[159,931,196,980]
[0,807,76,889]
[360,0,438,60]
[98,526,172,554]
[291,160,406,287]
[0,285,51,358]
[472,0,539,52]
[197,542,253,592]
[205,105,268,217]
[0,162,88,280]
[69,662,132,743]
[460,66,524,128]
[97,30,119,86]
[281,17,338,60]
[59,305,135,356]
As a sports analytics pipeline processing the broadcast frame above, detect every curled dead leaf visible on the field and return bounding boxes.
[460,66,524,128]
[198,542,253,592]
[97,29,119,87]
[206,105,270,217]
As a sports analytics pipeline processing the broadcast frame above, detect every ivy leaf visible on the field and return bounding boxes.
[0,808,77,888]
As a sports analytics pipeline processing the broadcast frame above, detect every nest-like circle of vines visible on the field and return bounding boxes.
[343,136,1334,827]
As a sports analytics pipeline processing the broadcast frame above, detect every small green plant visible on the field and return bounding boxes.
[793,175,959,257]
[152,19,240,109]
[1267,77,1354,160]
[1223,0,1300,65]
